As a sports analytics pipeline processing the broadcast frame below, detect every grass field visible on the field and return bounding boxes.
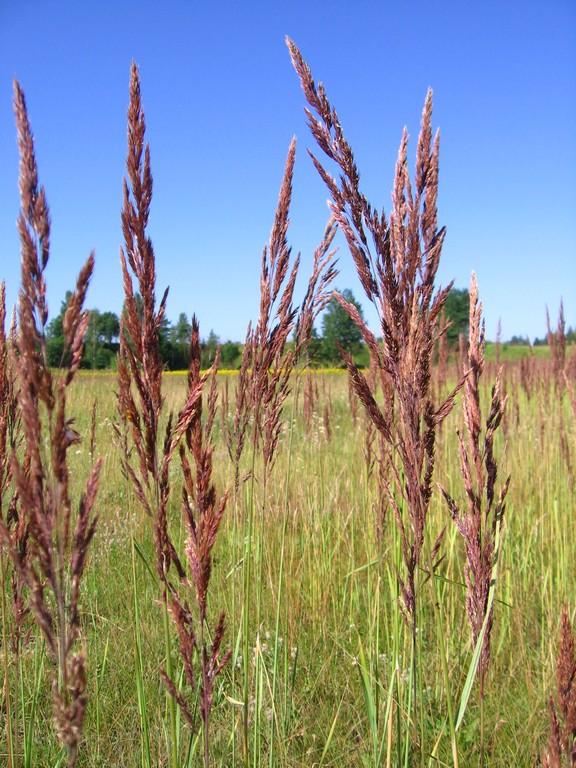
[3,49,574,768]
[1,361,574,766]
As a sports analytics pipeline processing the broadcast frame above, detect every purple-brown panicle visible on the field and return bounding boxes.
[289,37,459,628]
[440,273,509,695]
[543,608,576,767]
[0,79,101,767]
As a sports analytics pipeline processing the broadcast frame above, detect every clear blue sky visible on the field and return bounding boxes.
[1,1,574,343]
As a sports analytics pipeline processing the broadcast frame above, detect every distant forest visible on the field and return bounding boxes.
[45,287,571,370]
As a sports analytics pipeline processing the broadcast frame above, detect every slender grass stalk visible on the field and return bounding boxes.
[429,568,459,767]
[269,393,297,767]
[162,592,179,767]
[94,633,109,757]
[440,274,510,766]
[131,538,152,768]
[23,637,45,768]
[242,440,257,764]
[1,549,14,767]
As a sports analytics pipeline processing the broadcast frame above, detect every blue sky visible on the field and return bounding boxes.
[1,1,574,343]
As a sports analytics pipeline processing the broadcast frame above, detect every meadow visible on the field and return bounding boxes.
[1,43,575,768]
[1,360,574,766]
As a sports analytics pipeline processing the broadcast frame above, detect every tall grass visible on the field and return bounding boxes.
[1,81,101,768]
[0,48,574,768]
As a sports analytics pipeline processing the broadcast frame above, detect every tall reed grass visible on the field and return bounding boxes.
[1,81,101,768]
[0,45,574,768]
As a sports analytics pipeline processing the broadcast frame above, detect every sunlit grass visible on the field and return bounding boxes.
[1,362,574,766]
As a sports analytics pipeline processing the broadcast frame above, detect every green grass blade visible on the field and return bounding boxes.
[455,512,504,731]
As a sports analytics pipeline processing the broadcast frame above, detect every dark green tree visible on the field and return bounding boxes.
[444,287,470,347]
[304,326,324,367]
[202,330,220,368]
[158,314,173,367]
[166,312,192,369]
[220,341,241,368]
[321,288,364,365]
[46,291,72,367]
[98,311,120,344]
[173,312,191,345]
[82,309,118,369]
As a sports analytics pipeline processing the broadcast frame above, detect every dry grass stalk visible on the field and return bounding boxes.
[440,274,510,714]
[0,81,101,768]
[542,608,576,767]
[289,38,460,630]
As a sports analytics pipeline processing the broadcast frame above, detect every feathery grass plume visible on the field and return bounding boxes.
[0,81,101,768]
[116,62,168,528]
[115,63,221,764]
[288,40,465,763]
[244,137,300,476]
[542,608,576,767]
[229,138,337,765]
[115,61,196,581]
[161,316,231,766]
[288,36,460,627]
[439,274,509,760]
[230,140,337,485]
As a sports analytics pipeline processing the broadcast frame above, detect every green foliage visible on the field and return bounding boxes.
[83,309,120,369]
[202,330,220,368]
[46,292,72,367]
[173,313,191,346]
[219,341,241,368]
[321,288,364,365]
[42,286,559,371]
[444,288,470,347]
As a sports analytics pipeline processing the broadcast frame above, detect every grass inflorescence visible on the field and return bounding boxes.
[0,43,574,768]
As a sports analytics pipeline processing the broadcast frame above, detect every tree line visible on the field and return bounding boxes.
[45,287,486,370]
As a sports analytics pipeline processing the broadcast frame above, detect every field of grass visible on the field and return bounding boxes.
[1,361,574,767]
[3,46,574,768]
